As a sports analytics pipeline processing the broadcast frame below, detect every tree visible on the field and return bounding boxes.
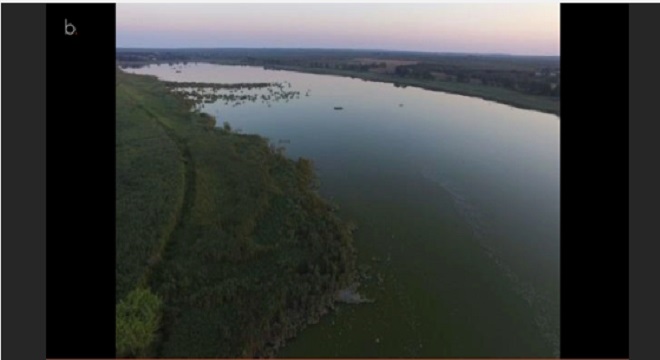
[116,287,163,358]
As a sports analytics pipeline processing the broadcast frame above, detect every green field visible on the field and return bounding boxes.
[116,69,357,357]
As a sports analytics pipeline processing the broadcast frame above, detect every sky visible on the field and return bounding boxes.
[116,3,559,56]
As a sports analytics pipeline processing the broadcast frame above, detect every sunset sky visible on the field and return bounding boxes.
[116,3,559,56]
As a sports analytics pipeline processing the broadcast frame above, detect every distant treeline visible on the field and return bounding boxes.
[392,63,559,97]
[117,48,559,107]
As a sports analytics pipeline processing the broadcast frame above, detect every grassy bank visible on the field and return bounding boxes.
[255,65,560,116]
[116,69,357,357]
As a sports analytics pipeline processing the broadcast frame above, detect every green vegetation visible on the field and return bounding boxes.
[116,287,163,357]
[164,80,301,108]
[116,72,186,302]
[117,48,559,115]
[116,69,356,357]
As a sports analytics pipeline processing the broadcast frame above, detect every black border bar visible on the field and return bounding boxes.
[560,4,629,359]
[45,4,116,358]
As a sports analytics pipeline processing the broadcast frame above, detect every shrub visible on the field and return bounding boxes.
[116,287,163,358]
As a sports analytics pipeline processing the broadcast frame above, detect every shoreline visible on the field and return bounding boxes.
[119,61,560,117]
[257,64,560,117]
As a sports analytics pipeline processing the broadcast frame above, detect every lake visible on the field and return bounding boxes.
[124,63,560,358]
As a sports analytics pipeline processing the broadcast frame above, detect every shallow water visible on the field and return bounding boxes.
[125,63,560,357]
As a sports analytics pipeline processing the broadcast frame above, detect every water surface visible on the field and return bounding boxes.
[125,63,560,358]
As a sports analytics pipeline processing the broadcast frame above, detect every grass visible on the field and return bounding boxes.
[116,69,357,357]
[116,72,186,303]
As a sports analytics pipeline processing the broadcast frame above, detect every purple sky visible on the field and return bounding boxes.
[117,3,559,56]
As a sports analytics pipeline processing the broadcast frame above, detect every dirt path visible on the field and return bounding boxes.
[142,109,198,356]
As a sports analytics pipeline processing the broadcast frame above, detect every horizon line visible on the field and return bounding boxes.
[115,46,560,58]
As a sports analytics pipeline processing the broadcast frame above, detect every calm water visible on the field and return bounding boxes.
[125,63,560,358]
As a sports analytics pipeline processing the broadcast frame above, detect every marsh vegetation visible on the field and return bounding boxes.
[116,69,358,357]
[163,80,302,109]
